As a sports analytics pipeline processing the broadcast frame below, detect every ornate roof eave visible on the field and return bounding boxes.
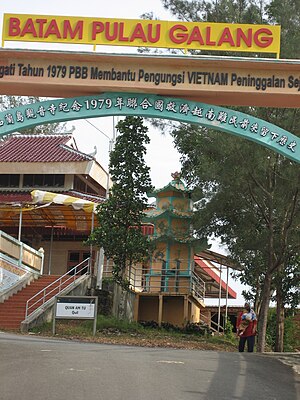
[147,179,190,198]
[144,208,192,221]
[150,235,208,249]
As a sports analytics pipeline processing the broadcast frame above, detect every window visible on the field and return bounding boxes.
[67,251,91,275]
[0,174,20,188]
[23,175,34,187]
[53,175,65,187]
[23,174,65,188]
[73,175,86,192]
[73,175,105,196]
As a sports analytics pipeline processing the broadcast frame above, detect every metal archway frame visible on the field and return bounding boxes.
[0,92,299,163]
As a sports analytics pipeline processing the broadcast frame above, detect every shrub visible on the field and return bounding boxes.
[224,318,235,340]
[185,322,209,335]
[161,322,181,332]
[138,320,159,329]
[266,308,299,352]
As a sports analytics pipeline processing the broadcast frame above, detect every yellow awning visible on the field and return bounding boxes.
[0,191,99,232]
[31,190,97,213]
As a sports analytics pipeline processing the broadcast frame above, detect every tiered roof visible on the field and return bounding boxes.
[147,174,190,197]
[144,174,208,250]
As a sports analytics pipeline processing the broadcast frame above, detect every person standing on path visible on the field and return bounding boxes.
[236,303,257,352]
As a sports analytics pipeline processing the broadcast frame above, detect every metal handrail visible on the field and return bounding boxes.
[102,262,206,301]
[199,313,224,334]
[102,261,225,332]
[25,258,90,319]
[191,270,206,301]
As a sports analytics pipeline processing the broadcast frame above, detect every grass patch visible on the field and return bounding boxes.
[96,315,146,333]
[29,315,238,351]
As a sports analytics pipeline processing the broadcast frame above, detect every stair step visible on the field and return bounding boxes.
[0,318,23,323]
[0,323,22,328]
[22,283,71,290]
[0,309,25,314]
[0,273,83,331]
[0,308,25,313]
[6,288,69,299]
[4,297,46,302]
[0,323,20,327]
[0,314,25,318]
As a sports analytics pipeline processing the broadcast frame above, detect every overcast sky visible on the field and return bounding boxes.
[0,1,248,305]
[0,0,181,190]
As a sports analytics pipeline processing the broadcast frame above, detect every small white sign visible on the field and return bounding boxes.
[56,302,95,318]
[53,296,98,336]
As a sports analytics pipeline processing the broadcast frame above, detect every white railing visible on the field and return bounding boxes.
[199,312,224,334]
[101,262,206,302]
[0,230,44,273]
[0,253,31,293]
[190,270,206,303]
[25,258,90,319]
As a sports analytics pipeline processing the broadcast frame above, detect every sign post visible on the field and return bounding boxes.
[53,296,98,336]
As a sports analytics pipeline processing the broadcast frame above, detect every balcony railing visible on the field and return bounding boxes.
[101,259,205,303]
[0,230,45,294]
[0,230,44,273]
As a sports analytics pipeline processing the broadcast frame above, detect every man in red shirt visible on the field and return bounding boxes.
[236,303,257,352]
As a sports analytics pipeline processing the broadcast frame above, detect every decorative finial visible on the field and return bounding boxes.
[89,145,97,157]
[171,171,181,180]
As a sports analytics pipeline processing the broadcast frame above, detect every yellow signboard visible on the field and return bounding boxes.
[2,14,281,57]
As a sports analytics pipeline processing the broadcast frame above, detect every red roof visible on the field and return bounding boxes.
[194,256,237,299]
[0,134,93,162]
[0,192,32,203]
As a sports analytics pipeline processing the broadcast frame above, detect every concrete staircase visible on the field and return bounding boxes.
[0,275,68,330]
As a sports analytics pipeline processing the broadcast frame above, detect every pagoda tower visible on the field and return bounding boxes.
[144,172,207,293]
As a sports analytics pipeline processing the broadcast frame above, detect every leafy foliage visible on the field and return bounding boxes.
[185,321,211,335]
[224,318,235,340]
[160,0,269,57]
[273,257,300,310]
[266,308,300,352]
[173,113,300,350]
[266,0,300,58]
[152,0,300,353]
[89,117,154,288]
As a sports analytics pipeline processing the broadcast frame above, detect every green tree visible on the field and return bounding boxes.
[273,257,300,351]
[89,116,154,288]
[173,122,300,352]
[0,95,66,134]
[149,0,300,353]
[266,0,300,59]
[266,308,300,352]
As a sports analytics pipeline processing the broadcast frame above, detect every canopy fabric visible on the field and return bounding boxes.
[0,203,96,231]
[0,191,99,232]
[31,190,97,213]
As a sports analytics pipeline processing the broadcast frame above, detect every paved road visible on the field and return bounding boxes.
[0,332,299,400]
